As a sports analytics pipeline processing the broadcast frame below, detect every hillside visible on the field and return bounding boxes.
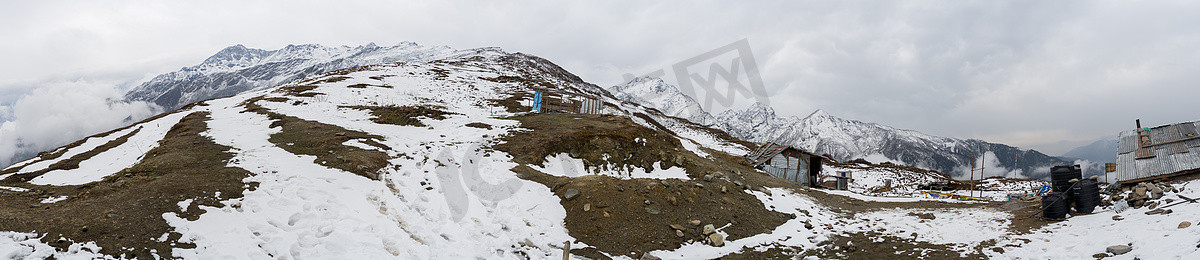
[3,48,1197,259]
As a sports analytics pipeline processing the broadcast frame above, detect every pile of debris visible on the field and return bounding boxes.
[1110,181,1194,216]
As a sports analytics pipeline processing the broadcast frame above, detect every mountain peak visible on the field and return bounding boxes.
[804,109,834,120]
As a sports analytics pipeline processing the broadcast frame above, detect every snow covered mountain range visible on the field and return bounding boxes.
[607,80,1072,180]
[125,42,459,110]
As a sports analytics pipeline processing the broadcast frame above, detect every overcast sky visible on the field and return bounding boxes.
[3,0,1200,158]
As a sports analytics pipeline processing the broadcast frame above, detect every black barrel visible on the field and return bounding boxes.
[1050,165,1082,206]
[1042,192,1069,219]
[1072,179,1101,214]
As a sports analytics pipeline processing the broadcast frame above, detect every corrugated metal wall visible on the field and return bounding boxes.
[764,153,811,186]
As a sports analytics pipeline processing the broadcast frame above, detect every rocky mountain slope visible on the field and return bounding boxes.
[1061,136,1119,163]
[607,79,1071,180]
[124,42,459,111]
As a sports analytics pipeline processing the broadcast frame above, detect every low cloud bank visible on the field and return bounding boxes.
[0,81,159,167]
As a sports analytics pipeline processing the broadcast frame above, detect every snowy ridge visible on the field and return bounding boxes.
[124,42,459,111]
[605,77,1070,179]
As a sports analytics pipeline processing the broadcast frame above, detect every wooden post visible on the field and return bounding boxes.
[979,146,985,197]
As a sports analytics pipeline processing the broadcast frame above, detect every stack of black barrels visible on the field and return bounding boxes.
[1043,165,1098,219]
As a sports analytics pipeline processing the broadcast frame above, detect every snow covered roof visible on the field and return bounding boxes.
[1114,120,1200,183]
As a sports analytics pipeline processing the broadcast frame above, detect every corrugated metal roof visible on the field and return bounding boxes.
[1114,120,1200,182]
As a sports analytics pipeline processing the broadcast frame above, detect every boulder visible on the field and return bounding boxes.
[1180,221,1192,229]
[1112,215,1124,221]
[1148,201,1161,209]
[1106,245,1132,255]
[703,224,716,235]
[1149,185,1164,199]
[689,220,702,226]
[675,230,685,237]
[1145,209,1166,215]
[563,189,580,201]
[669,224,685,231]
[707,233,725,247]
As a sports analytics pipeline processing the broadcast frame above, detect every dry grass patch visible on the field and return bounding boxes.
[243,96,391,180]
[340,105,458,127]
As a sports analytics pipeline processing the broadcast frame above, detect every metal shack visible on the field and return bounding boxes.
[750,145,824,187]
[1113,119,1200,184]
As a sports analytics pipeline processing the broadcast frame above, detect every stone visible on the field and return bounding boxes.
[644,200,651,205]
[1112,215,1124,221]
[669,224,686,231]
[645,207,661,215]
[733,180,745,188]
[1179,221,1192,229]
[563,189,580,201]
[640,253,662,260]
[1145,209,1166,215]
[804,221,814,230]
[689,220,702,226]
[1149,201,1161,209]
[707,233,725,247]
[1163,209,1173,214]
[694,183,705,188]
[603,211,611,218]
[675,230,685,237]
[759,188,772,196]
[583,203,591,212]
[1165,198,1175,203]
[1106,245,1132,255]
[721,186,728,193]
[703,224,716,235]
[704,174,715,182]
[668,196,677,205]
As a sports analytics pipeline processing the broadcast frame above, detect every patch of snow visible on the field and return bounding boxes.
[177,199,194,212]
[0,232,107,259]
[992,180,1200,259]
[11,127,139,174]
[40,196,68,204]
[30,112,190,186]
[531,153,689,180]
[0,186,29,192]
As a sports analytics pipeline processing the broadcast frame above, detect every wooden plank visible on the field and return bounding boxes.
[1136,147,1156,159]
[1172,143,1189,154]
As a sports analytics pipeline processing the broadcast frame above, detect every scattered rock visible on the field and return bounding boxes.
[909,212,936,220]
[644,200,651,205]
[721,186,728,193]
[759,188,772,196]
[668,196,677,205]
[645,207,661,215]
[1106,245,1132,255]
[733,180,745,188]
[640,253,662,260]
[583,203,591,212]
[675,230,685,237]
[603,211,611,218]
[1112,215,1124,221]
[1179,221,1192,229]
[1145,209,1165,215]
[669,224,686,231]
[703,174,715,182]
[707,233,725,247]
[804,221,814,230]
[1164,209,1173,214]
[694,183,705,188]
[1150,185,1165,199]
[563,189,580,201]
[1148,201,1161,209]
[518,238,536,248]
[1165,198,1175,203]
[703,224,716,235]
[689,220,702,226]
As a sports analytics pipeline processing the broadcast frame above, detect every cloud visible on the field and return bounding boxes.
[3,0,1200,156]
[951,151,1028,180]
[0,81,159,167]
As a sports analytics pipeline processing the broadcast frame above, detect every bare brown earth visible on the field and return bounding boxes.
[0,110,252,258]
[242,96,391,180]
